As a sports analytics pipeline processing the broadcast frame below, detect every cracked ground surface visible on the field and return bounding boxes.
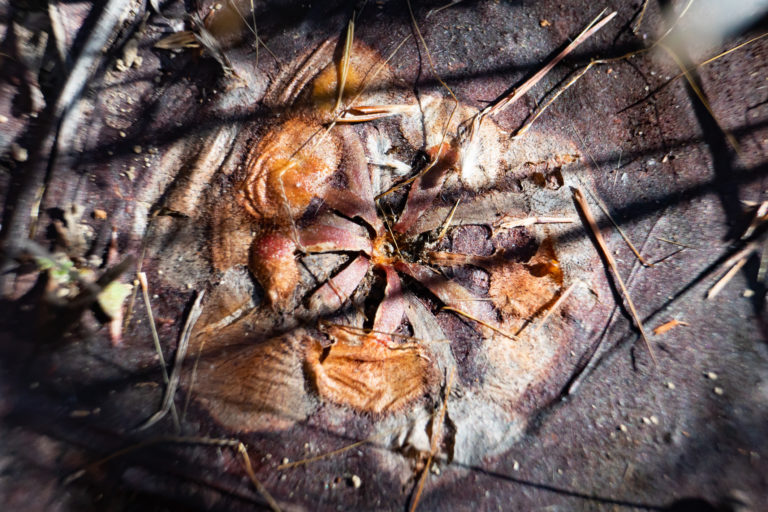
[1,1,768,510]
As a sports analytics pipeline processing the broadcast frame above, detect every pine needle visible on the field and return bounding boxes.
[278,439,370,470]
[138,291,205,431]
[335,19,355,111]
[436,198,461,243]
[572,188,656,365]
[483,10,616,119]
[137,272,180,431]
[707,256,748,299]
[442,306,519,342]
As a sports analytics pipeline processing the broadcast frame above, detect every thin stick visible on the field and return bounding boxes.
[237,443,282,512]
[696,32,768,69]
[572,188,656,365]
[533,281,578,334]
[409,366,455,512]
[655,0,695,46]
[707,257,747,299]
[138,290,205,431]
[442,306,519,342]
[227,0,282,65]
[64,436,280,511]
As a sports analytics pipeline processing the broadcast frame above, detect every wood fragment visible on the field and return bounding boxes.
[154,31,199,49]
[652,319,690,336]
[337,104,415,122]
[742,201,768,240]
[572,188,656,365]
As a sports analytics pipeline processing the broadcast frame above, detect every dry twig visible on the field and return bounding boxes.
[572,188,656,365]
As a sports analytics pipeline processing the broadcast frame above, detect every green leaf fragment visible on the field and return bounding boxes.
[97,282,134,319]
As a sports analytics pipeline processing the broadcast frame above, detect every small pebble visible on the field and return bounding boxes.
[119,130,126,138]
[133,145,142,154]
[619,424,628,433]
[0,114,8,123]
[714,387,724,396]
[650,415,659,425]
[94,209,108,220]
[706,372,718,380]
[11,142,28,162]
[743,289,755,298]
[350,474,362,488]
[513,460,520,471]
[666,382,676,390]
[430,464,440,475]
[641,417,651,425]
[281,457,289,465]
